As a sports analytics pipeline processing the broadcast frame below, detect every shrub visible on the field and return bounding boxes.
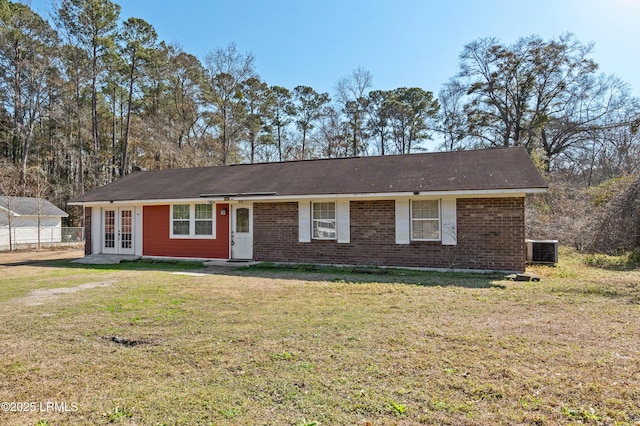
[527,176,640,254]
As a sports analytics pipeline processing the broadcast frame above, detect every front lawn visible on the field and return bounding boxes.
[0,248,638,425]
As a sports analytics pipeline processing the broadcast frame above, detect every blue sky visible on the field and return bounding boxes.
[28,0,640,97]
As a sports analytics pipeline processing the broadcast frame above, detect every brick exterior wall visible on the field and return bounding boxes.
[84,206,92,255]
[253,198,526,272]
[455,198,525,271]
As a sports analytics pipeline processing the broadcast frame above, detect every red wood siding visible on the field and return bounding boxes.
[143,204,230,259]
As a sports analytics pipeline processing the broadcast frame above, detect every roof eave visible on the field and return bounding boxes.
[14,213,69,218]
[69,187,548,206]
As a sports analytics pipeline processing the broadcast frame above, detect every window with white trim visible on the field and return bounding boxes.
[312,202,336,240]
[171,203,215,238]
[411,199,440,241]
[172,204,190,235]
[194,204,213,235]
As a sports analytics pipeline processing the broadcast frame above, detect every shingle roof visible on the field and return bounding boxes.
[71,147,548,203]
[0,196,68,217]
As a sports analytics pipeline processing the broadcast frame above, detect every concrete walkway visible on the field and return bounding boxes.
[71,255,260,269]
[200,259,260,274]
[71,254,141,265]
[203,259,259,267]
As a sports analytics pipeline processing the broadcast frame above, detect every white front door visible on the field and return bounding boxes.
[103,208,135,255]
[231,204,253,260]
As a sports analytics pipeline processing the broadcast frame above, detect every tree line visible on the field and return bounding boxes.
[0,0,441,197]
[1,0,639,252]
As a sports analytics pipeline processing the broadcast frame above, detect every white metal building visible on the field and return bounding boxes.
[0,196,69,250]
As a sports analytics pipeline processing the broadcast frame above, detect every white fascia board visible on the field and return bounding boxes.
[11,213,68,218]
[0,208,68,218]
[68,197,226,207]
[69,187,546,206]
[227,188,545,201]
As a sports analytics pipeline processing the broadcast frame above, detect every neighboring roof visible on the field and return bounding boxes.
[71,147,548,203]
[0,196,68,217]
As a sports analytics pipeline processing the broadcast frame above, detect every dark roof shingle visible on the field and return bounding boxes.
[71,147,548,203]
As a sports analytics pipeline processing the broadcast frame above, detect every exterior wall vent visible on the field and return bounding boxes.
[526,239,558,265]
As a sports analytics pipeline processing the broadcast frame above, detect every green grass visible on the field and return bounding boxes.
[0,258,204,303]
[241,262,506,289]
[66,258,207,271]
[0,248,639,425]
[582,249,640,270]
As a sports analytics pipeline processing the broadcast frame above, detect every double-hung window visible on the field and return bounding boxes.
[312,202,336,240]
[172,204,191,236]
[194,204,213,235]
[411,200,440,241]
[171,203,215,238]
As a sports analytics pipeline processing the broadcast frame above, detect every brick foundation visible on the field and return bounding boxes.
[253,198,526,272]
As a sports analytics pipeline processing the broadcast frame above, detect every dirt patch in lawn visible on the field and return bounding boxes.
[14,279,117,306]
[1,247,639,425]
[0,248,84,266]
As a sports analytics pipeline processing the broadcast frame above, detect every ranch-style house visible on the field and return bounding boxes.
[70,147,548,272]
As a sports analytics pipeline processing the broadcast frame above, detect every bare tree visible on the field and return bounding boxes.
[335,67,373,156]
[315,105,349,158]
[26,166,51,249]
[0,160,20,251]
[590,175,640,252]
[203,43,256,165]
[0,1,59,191]
[540,75,634,174]
[137,42,207,169]
[437,80,467,151]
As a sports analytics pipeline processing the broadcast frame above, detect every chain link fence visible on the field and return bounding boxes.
[1,226,84,251]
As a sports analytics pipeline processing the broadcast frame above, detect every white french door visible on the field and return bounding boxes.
[103,208,134,255]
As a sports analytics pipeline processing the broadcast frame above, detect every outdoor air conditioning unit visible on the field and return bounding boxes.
[526,239,558,265]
